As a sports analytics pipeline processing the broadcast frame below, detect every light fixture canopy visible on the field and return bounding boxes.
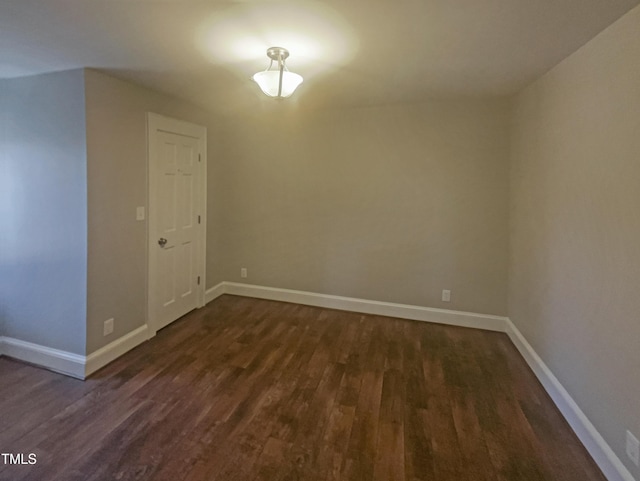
[252,47,303,99]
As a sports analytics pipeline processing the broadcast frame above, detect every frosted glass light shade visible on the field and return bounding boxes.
[252,70,303,98]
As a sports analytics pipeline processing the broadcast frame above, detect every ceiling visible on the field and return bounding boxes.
[1,0,639,114]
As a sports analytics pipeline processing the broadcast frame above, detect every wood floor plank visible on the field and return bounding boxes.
[373,367,405,481]
[0,295,607,481]
[401,323,434,481]
[343,320,386,481]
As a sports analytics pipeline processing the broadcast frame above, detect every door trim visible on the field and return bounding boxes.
[146,113,207,337]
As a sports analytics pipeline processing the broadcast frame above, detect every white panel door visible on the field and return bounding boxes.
[148,115,206,333]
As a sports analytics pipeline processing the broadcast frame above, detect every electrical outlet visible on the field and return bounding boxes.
[627,430,640,466]
[103,318,114,337]
[442,289,451,302]
[241,267,247,278]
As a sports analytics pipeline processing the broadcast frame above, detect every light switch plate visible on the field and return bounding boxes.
[136,206,145,221]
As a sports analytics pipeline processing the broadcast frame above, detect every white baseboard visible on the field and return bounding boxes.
[207,282,508,332]
[85,324,149,377]
[0,324,149,380]
[505,318,636,481]
[205,281,226,304]
[0,336,86,379]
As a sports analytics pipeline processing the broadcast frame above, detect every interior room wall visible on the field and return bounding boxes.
[84,69,224,354]
[214,99,511,316]
[509,5,640,478]
[0,79,7,336]
[0,70,88,354]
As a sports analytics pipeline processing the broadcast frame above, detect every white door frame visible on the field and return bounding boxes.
[146,112,207,338]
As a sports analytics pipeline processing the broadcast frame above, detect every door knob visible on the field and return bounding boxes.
[158,237,167,247]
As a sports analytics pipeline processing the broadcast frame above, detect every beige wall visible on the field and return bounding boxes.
[509,5,640,478]
[84,69,223,354]
[0,70,87,354]
[215,99,511,315]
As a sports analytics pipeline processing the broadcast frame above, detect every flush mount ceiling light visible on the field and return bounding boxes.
[252,47,303,99]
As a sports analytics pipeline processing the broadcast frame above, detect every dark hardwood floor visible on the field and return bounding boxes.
[0,295,606,481]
